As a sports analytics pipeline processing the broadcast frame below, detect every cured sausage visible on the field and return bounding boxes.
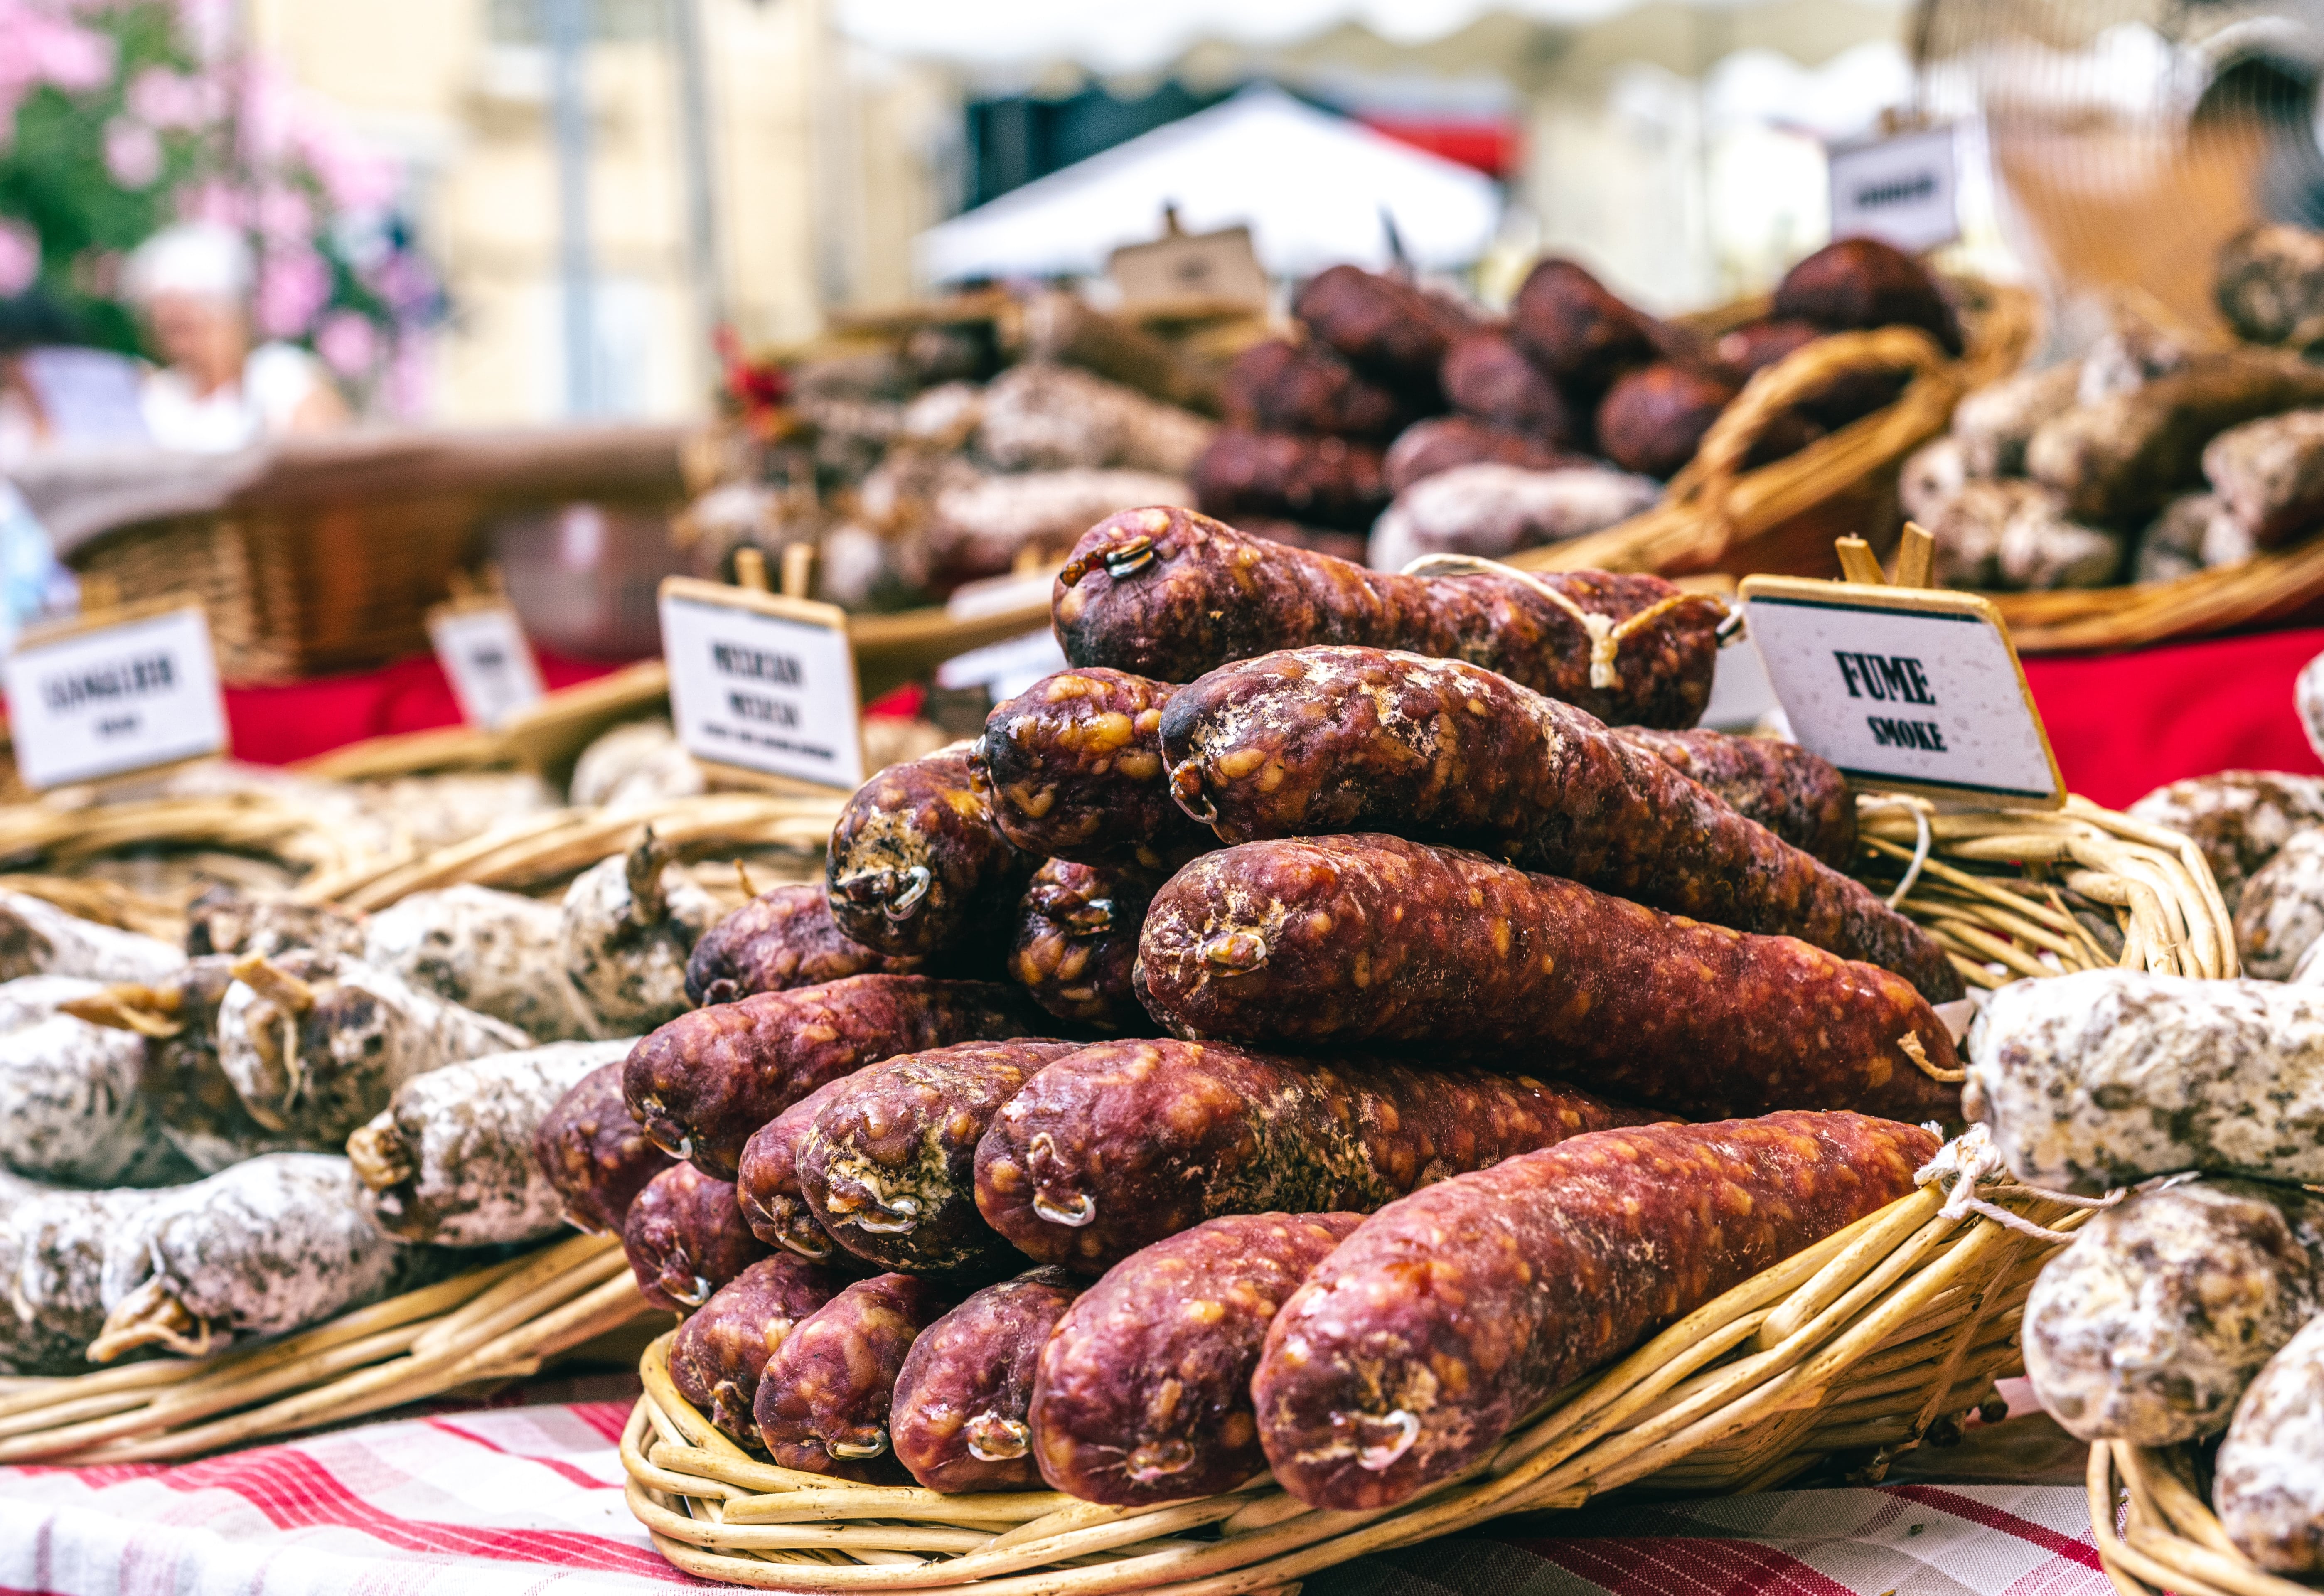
[1192,430,1391,533]
[347,1040,635,1247]
[1031,1211,1362,1506]
[2,1186,152,1375]
[533,1060,674,1235]
[2233,829,2324,979]
[972,669,1211,870]
[669,1254,848,1451]
[558,835,717,1036]
[976,1039,1656,1271]
[365,884,595,1043]
[827,745,1038,958]
[1007,861,1155,1031]
[1253,1112,1936,1510]
[1294,265,1475,399]
[184,886,367,961]
[2024,1179,2324,1445]
[1137,834,1961,1125]
[215,951,529,1145]
[622,1161,772,1312]
[977,666,1855,875]
[736,1074,859,1262]
[64,957,305,1173]
[1965,970,2324,1192]
[891,1268,1083,1493]
[798,1039,1077,1276]
[1052,507,1721,728]
[0,1003,189,1187]
[685,883,932,1007]
[1158,649,1949,997]
[90,1153,416,1362]
[2124,770,2324,912]
[2217,1312,2324,1575]
[0,891,184,985]
[1607,726,1857,869]
[754,1272,951,1479]
[623,974,1043,1178]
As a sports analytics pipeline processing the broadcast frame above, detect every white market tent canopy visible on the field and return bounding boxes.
[913,85,1504,285]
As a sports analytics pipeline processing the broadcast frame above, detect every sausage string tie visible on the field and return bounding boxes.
[1915,1124,2122,1244]
[1399,554,1729,691]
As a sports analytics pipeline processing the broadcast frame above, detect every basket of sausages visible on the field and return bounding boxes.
[1879,767,2324,1596]
[0,773,855,1463]
[611,505,2233,1590]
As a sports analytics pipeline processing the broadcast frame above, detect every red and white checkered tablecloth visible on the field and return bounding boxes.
[0,1377,2113,1596]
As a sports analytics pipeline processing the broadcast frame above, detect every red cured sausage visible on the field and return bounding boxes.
[1384,416,1586,494]
[1294,265,1475,399]
[1440,330,1578,442]
[1052,507,1721,729]
[622,1161,772,1312]
[623,974,1043,1178]
[971,669,1210,871]
[798,1038,1077,1277]
[1222,339,1414,441]
[1007,861,1156,1032]
[975,1038,1658,1271]
[1030,1211,1363,1506]
[534,1061,674,1236]
[890,1267,1082,1493]
[1135,834,1961,1125]
[754,1272,952,1479]
[1608,725,1857,869]
[669,1254,848,1450]
[827,746,1036,959]
[1192,430,1391,533]
[685,884,934,1007]
[1254,1112,1938,1509]
[1158,648,1948,998]
[734,1074,858,1262]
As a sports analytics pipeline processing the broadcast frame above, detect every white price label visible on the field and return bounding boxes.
[427,602,544,730]
[1738,577,2063,806]
[1827,125,1959,254]
[4,606,228,789]
[659,578,864,790]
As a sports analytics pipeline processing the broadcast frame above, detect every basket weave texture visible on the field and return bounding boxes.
[2088,1443,2320,1596]
[616,786,2233,1591]
[1513,280,2038,587]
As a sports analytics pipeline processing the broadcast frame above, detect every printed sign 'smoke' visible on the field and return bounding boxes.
[1738,575,2063,807]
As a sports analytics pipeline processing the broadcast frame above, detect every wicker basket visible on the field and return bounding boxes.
[1513,279,2039,586]
[58,427,689,684]
[0,1233,655,1466]
[1987,540,2324,655]
[616,786,2232,1590]
[2088,1442,2322,1596]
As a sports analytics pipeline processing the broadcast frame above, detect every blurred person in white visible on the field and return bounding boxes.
[123,221,348,451]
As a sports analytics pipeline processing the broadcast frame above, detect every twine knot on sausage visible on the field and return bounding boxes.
[1398,553,1727,691]
[1915,1124,2122,1245]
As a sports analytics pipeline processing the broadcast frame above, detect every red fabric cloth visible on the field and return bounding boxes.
[2020,625,2324,809]
[220,627,2324,810]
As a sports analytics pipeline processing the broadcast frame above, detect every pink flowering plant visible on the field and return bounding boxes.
[0,0,441,413]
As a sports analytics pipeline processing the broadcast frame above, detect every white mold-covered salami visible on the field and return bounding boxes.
[216,951,529,1145]
[345,1038,635,1246]
[91,1153,409,1361]
[185,885,368,961]
[64,955,313,1173]
[1966,969,2324,1191]
[364,884,594,1043]
[2236,829,2324,979]
[2216,1311,2324,1575]
[2023,1179,2324,1444]
[558,834,716,1036]
[0,892,184,985]
[0,974,105,1034]
[2127,771,2324,911]
[0,1010,187,1186]
[2,1186,157,1374]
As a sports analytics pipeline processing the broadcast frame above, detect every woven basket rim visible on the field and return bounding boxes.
[623,1168,2082,1593]
[2089,1441,2322,1596]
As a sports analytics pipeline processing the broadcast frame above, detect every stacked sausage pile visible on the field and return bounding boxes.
[1206,238,1960,575]
[1967,957,2324,1575]
[1903,221,2324,593]
[548,502,1978,1514]
[0,823,732,1375]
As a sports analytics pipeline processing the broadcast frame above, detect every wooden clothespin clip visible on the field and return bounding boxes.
[733,546,772,593]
